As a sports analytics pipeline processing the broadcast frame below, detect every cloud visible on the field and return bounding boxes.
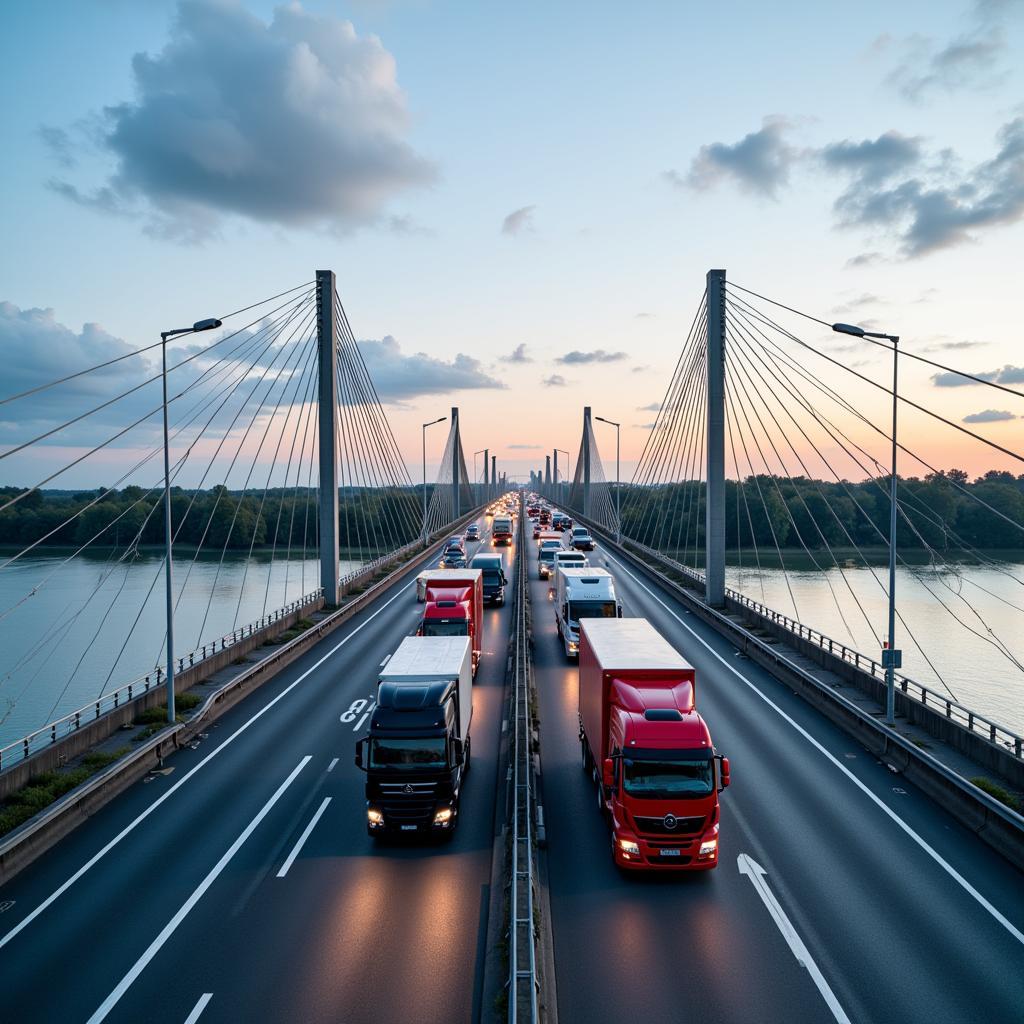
[846,251,885,268]
[631,365,650,373]
[885,30,1008,101]
[357,336,504,402]
[821,131,923,186]
[962,408,1017,423]
[500,343,532,364]
[507,444,541,450]
[556,349,627,365]
[830,293,886,316]
[634,422,657,430]
[541,374,569,387]
[501,205,536,236]
[634,312,655,319]
[931,364,1024,387]
[825,117,1024,256]
[47,1,435,241]
[679,117,796,198]
[922,339,988,352]
[636,402,662,412]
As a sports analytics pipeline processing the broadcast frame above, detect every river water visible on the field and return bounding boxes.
[0,551,1021,750]
[0,551,360,750]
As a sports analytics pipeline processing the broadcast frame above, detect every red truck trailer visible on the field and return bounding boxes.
[418,568,484,675]
[578,617,730,870]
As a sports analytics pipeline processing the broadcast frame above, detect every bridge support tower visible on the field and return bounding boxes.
[317,270,340,605]
[705,269,726,607]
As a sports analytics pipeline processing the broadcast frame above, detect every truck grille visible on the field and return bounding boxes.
[634,814,704,836]
[378,781,437,825]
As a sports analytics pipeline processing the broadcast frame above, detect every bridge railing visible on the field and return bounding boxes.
[0,588,323,772]
[608,536,1024,760]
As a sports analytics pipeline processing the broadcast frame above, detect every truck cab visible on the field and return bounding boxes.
[470,552,507,605]
[356,636,472,839]
[554,567,619,657]
[418,569,484,674]
[492,515,513,546]
[537,532,563,579]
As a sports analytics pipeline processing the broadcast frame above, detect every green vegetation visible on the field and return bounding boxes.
[969,776,1020,810]
[0,746,131,837]
[621,469,1024,554]
[0,484,424,552]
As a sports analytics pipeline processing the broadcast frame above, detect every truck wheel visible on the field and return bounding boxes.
[464,736,472,774]
[595,776,605,813]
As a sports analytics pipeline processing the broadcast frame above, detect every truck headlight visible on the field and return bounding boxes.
[367,808,384,827]
[433,807,453,825]
[618,838,640,857]
[698,839,718,858]
[568,641,578,652]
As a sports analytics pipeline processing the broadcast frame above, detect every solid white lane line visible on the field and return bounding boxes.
[86,756,312,1024]
[0,581,411,951]
[276,797,331,879]
[327,757,339,772]
[603,549,1024,947]
[183,993,213,1024]
[738,854,852,1024]
[379,654,391,668]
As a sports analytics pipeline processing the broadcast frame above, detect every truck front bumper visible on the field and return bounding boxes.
[367,802,455,837]
[613,829,719,871]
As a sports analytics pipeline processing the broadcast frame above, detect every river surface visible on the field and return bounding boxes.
[0,551,1021,749]
[0,551,360,750]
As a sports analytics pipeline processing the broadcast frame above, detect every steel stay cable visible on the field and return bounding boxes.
[726,392,766,601]
[728,301,1024,547]
[727,290,1024,466]
[727,315,883,647]
[726,329,859,643]
[728,281,1024,400]
[0,289,315,461]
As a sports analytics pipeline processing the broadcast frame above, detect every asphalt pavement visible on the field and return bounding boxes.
[531,531,1024,1024]
[0,514,513,1024]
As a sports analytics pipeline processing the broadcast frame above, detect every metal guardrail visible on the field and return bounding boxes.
[619,537,1024,760]
[509,494,539,1024]
[0,588,324,772]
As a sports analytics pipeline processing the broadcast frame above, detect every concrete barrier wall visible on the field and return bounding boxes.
[724,594,1024,791]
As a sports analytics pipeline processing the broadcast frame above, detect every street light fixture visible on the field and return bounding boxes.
[158,316,223,724]
[594,416,621,544]
[422,416,447,544]
[554,448,571,505]
[833,320,900,726]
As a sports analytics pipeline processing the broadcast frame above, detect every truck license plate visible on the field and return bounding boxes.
[660,848,681,857]
[401,825,417,831]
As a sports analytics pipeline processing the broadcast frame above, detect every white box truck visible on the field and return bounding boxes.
[554,567,621,657]
[355,635,473,838]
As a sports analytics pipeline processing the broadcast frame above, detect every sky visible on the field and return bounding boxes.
[1,0,1023,487]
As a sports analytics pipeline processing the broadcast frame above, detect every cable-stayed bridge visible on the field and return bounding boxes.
[0,269,1022,1024]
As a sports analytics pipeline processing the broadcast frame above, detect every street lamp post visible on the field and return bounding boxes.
[833,321,900,725]
[159,316,222,724]
[595,417,621,544]
[422,416,447,544]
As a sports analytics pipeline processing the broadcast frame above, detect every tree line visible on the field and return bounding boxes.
[619,469,1024,553]
[0,485,426,552]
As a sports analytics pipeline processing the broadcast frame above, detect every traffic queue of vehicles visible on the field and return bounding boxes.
[528,497,731,871]
[357,493,730,871]
[356,494,516,839]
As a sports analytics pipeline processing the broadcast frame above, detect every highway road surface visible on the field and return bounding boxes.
[0,514,512,1024]
[530,533,1024,1024]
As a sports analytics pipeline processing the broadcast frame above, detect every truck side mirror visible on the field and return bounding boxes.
[452,738,465,766]
[354,738,366,771]
[501,572,507,585]
[602,758,615,789]
[717,755,730,790]
[617,606,623,618]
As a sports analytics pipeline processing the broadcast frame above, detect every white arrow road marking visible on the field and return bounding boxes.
[86,757,312,1024]
[183,993,213,1024]
[277,797,331,878]
[738,854,852,1024]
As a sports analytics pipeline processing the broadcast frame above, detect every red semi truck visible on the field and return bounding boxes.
[578,617,730,870]
[418,568,484,675]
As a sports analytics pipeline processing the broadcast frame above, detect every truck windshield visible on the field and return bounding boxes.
[569,600,617,620]
[422,620,469,637]
[369,737,447,769]
[621,753,713,799]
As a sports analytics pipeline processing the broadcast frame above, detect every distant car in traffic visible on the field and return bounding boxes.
[570,526,595,551]
[465,524,480,541]
[439,549,468,569]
